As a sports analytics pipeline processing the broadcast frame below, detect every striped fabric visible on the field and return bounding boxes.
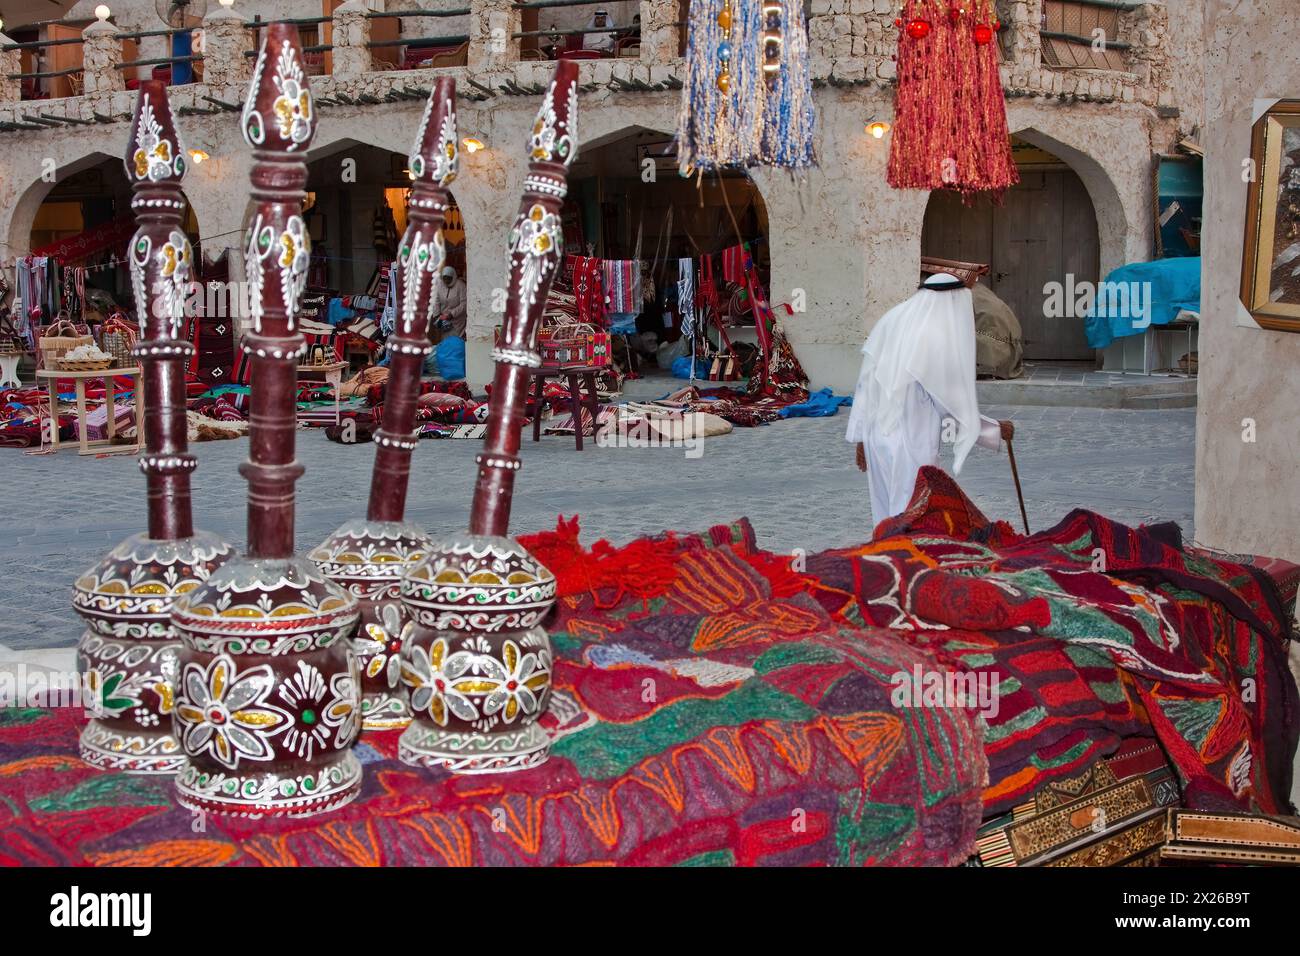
[677,257,696,336]
[601,259,640,315]
[721,243,747,284]
[571,256,606,327]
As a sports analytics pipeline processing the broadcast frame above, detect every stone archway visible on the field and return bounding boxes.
[564,123,774,310]
[4,152,199,320]
[5,151,123,267]
[301,137,471,296]
[1006,120,1150,277]
[922,135,1105,361]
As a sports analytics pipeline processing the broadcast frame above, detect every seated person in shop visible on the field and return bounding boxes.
[845,272,1014,527]
[431,266,467,340]
[583,10,617,52]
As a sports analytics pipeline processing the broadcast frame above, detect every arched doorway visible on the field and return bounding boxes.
[921,136,1100,361]
[9,153,199,328]
[302,140,466,306]
[566,125,771,346]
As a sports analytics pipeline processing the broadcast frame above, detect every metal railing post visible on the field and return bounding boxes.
[202,5,253,87]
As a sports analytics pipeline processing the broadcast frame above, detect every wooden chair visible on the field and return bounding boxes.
[428,42,468,68]
[527,365,602,451]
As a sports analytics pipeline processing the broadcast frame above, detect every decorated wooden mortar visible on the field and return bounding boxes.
[398,61,578,773]
[169,25,362,817]
[310,79,458,731]
[73,81,233,773]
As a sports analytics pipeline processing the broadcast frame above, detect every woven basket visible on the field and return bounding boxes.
[57,357,113,372]
[39,320,94,368]
[919,256,989,288]
[101,331,135,368]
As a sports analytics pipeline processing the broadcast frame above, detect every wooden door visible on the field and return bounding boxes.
[48,24,83,99]
[922,169,1099,360]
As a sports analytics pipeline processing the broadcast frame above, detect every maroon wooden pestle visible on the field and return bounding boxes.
[398,60,579,773]
[73,81,233,774]
[168,25,362,817]
[311,78,459,731]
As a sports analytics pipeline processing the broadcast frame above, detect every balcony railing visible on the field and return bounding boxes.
[0,0,1170,111]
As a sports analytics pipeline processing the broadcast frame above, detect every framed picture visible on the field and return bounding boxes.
[1241,100,1300,332]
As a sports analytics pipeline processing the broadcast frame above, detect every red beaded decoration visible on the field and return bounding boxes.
[889,0,1018,196]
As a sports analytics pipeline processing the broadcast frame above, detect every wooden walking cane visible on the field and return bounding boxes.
[1006,435,1030,535]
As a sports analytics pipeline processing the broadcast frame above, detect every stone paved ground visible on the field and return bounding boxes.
[0,388,1195,650]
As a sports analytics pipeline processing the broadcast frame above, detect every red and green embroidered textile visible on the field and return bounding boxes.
[0,520,987,867]
[847,467,1299,814]
[2,470,1293,866]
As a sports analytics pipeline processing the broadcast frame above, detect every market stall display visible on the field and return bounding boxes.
[35,366,143,456]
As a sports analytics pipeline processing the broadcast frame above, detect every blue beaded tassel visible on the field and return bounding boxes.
[759,0,816,168]
[677,0,815,172]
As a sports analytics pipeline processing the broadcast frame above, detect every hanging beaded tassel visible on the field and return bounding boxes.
[886,0,1018,197]
[758,0,815,168]
[678,0,814,172]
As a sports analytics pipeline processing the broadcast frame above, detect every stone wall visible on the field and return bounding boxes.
[0,0,1205,396]
[1193,0,1300,563]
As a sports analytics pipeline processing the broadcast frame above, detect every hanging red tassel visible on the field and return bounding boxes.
[887,0,1019,198]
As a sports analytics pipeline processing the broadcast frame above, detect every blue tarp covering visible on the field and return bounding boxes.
[609,313,639,335]
[777,387,852,419]
[671,355,711,379]
[435,336,465,380]
[1084,257,1200,349]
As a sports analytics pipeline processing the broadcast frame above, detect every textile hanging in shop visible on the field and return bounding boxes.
[31,215,136,262]
[571,256,606,327]
[15,255,62,323]
[677,0,816,172]
[886,0,1018,196]
[602,259,641,315]
[696,254,723,330]
[677,257,696,337]
[721,242,747,284]
[373,204,399,260]
[377,262,396,336]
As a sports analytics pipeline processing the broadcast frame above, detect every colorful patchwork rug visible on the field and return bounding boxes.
[0,520,987,867]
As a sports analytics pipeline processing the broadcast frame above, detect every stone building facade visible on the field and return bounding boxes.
[1195,0,1300,564]
[0,0,1203,392]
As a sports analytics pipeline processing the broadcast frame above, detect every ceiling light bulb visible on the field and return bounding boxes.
[95,5,111,21]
